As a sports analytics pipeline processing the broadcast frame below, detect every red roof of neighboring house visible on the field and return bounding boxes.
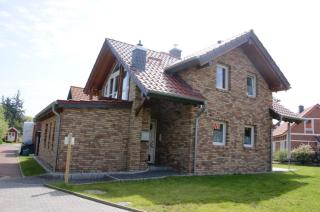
[272,103,320,137]
[68,86,98,101]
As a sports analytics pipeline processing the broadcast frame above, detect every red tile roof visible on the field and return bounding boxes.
[68,86,98,101]
[272,100,300,119]
[106,39,206,102]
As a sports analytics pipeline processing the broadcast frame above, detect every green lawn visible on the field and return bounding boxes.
[54,164,320,211]
[19,156,46,176]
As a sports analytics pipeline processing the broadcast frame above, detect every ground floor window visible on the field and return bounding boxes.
[213,121,226,145]
[244,126,254,147]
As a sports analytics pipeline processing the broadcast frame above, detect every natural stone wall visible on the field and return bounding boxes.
[151,99,195,173]
[179,47,273,174]
[55,107,131,172]
[37,116,58,170]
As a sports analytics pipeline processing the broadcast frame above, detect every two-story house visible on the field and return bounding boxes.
[34,30,297,174]
[273,104,320,152]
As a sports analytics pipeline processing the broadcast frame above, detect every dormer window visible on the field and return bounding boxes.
[104,64,120,98]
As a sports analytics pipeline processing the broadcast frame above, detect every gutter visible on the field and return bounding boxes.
[52,103,61,172]
[193,102,206,174]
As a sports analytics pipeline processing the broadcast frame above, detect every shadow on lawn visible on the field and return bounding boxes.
[75,172,312,206]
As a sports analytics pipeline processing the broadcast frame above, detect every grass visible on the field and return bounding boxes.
[19,156,46,176]
[53,164,320,212]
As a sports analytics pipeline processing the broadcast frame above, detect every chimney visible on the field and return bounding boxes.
[132,40,147,71]
[169,44,182,59]
[299,105,304,113]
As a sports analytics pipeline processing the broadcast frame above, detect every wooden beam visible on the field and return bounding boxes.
[135,97,146,116]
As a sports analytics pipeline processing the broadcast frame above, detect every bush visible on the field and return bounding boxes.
[291,144,315,164]
[273,150,288,162]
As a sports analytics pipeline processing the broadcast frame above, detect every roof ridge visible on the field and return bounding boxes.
[106,37,179,60]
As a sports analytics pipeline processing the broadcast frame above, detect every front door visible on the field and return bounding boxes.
[148,120,157,164]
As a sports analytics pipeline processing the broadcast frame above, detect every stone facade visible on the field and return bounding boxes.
[38,107,131,172]
[179,48,273,174]
[37,47,274,175]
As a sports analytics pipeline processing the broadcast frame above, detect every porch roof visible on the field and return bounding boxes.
[270,100,304,123]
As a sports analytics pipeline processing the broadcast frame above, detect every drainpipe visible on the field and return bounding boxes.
[52,102,61,172]
[193,102,207,174]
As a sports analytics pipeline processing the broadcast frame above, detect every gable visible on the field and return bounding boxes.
[84,39,205,104]
[166,30,290,92]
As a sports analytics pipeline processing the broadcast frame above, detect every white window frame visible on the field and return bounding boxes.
[216,64,229,90]
[213,121,226,146]
[246,74,256,97]
[304,119,314,134]
[244,125,255,148]
[104,64,120,98]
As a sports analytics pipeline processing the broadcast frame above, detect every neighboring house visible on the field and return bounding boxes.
[273,104,320,152]
[34,30,298,174]
[6,127,19,142]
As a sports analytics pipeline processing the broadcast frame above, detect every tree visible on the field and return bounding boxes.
[0,105,8,139]
[1,91,25,132]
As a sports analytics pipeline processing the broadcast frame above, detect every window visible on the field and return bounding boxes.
[48,123,52,149]
[216,64,229,90]
[244,126,254,147]
[247,75,256,97]
[51,123,55,150]
[213,122,226,145]
[44,124,48,147]
[104,64,120,98]
[305,119,313,134]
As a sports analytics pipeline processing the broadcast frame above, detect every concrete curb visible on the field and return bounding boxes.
[44,184,144,212]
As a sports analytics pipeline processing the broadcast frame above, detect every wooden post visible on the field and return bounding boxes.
[287,122,291,170]
[64,133,72,184]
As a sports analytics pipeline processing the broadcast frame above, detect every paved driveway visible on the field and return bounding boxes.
[0,143,22,178]
[0,144,126,212]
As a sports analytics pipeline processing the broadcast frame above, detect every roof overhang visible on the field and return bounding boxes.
[165,30,291,92]
[34,100,132,122]
[269,108,304,124]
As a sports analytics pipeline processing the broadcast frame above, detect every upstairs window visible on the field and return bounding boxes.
[305,119,313,134]
[247,75,256,97]
[216,64,229,90]
[244,126,254,147]
[212,121,226,145]
[104,64,120,98]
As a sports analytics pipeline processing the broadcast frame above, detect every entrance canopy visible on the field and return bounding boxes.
[270,100,304,124]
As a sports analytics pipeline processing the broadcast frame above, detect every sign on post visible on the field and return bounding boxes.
[64,133,75,184]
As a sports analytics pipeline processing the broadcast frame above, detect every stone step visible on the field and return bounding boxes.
[148,165,173,171]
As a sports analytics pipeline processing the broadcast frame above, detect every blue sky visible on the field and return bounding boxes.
[1,0,320,116]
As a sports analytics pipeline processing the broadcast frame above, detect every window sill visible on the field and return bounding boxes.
[246,94,256,98]
[243,145,254,149]
[213,142,225,146]
[216,88,229,93]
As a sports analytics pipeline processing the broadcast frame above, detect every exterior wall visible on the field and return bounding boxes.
[151,99,195,173]
[37,116,58,169]
[54,107,131,172]
[179,48,273,174]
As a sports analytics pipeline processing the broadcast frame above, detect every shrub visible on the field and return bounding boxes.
[291,144,315,164]
[273,150,288,162]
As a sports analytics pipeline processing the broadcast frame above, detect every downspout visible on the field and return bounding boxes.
[52,103,61,172]
[193,102,207,174]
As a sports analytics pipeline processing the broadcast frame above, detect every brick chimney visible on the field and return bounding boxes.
[169,44,182,59]
[132,40,147,71]
[299,105,304,113]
